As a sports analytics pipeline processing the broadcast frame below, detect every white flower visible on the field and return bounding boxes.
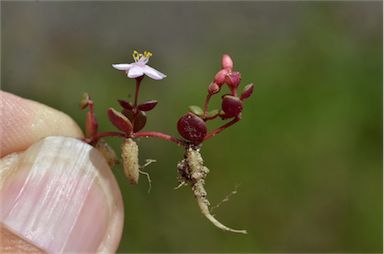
[112,50,166,80]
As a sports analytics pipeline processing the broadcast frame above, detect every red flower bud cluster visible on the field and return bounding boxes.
[177,54,254,145]
[212,54,242,93]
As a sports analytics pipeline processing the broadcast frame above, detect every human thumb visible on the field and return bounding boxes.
[0,136,124,253]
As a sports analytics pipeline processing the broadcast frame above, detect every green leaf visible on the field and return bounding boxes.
[188,105,204,116]
[206,109,219,118]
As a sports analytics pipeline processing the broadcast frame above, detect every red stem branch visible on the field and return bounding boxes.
[134,131,185,146]
[203,117,241,141]
[95,131,127,139]
[203,94,212,118]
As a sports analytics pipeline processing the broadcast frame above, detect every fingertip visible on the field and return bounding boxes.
[0,91,83,156]
[0,137,124,253]
[0,224,45,253]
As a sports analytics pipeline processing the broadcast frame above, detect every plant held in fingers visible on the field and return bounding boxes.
[80,51,254,234]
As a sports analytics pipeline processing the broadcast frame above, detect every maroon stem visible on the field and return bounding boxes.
[203,117,241,141]
[203,94,212,120]
[88,100,95,115]
[231,87,238,97]
[203,94,212,114]
[134,131,185,146]
[134,77,142,107]
[95,131,127,139]
[202,94,212,118]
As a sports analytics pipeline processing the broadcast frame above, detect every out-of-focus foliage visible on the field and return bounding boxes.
[1,2,382,252]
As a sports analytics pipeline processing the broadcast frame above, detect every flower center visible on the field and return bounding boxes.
[132,50,152,63]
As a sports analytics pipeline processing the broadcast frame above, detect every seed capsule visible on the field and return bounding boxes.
[221,95,243,118]
[121,138,139,184]
[177,113,207,144]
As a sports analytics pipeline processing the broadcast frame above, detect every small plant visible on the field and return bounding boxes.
[81,50,254,234]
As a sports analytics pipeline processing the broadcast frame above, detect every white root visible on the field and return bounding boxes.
[177,147,247,234]
[139,159,156,193]
[174,181,187,190]
[139,170,152,193]
[210,185,239,213]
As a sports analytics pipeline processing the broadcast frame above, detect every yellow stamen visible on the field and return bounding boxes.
[132,50,142,61]
[132,50,152,61]
[144,51,153,58]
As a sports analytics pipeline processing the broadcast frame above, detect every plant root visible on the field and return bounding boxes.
[210,185,239,214]
[139,159,156,193]
[174,181,187,190]
[177,147,247,234]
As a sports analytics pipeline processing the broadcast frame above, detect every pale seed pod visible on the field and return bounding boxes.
[94,139,118,168]
[121,138,139,184]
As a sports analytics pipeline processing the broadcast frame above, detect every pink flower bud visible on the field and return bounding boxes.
[225,72,241,88]
[240,83,254,100]
[214,69,228,86]
[221,54,233,70]
[208,82,220,95]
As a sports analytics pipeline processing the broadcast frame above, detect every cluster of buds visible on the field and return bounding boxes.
[177,54,254,145]
[80,51,253,234]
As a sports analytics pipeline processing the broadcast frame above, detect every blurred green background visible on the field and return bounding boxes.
[1,1,382,253]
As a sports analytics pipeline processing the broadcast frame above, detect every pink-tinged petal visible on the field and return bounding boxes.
[112,64,132,71]
[127,66,144,78]
[143,65,166,80]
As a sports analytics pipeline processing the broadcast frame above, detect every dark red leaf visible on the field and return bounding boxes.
[108,108,133,134]
[133,111,147,132]
[118,99,133,110]
[121,109,147,132]
[122,108,135,122]
[121,109,135,122]
[138,100,158,111]
[240,83,254,100]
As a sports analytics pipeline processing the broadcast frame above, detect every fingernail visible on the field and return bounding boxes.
[0,136,124,253]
